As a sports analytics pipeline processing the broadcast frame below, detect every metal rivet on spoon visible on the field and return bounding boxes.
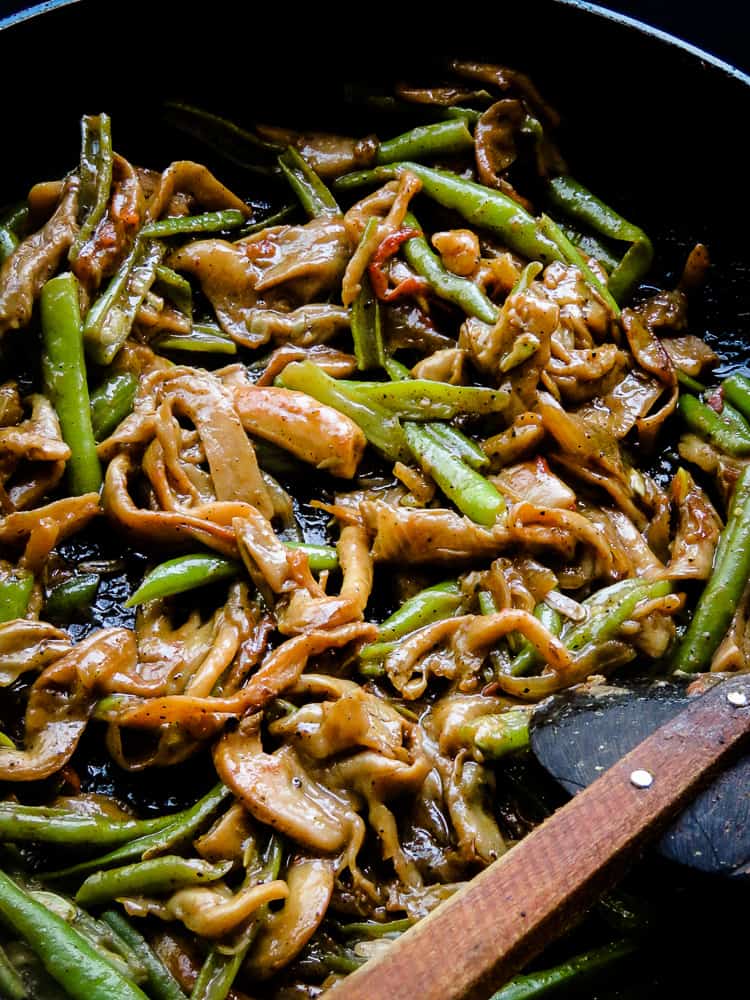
[727,690,748,708]
[630,769,654,789]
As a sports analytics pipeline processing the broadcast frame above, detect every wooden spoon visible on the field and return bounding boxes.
[328,674,750,1000]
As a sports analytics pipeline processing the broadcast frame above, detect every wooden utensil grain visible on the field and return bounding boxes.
[329,675,750,1000]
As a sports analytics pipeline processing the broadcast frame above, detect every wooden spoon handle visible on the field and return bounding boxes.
[329,675,750,1000]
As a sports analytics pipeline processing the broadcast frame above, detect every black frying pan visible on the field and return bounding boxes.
[2,1,749,994]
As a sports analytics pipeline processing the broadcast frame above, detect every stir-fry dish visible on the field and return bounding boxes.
[0,61,746,1000]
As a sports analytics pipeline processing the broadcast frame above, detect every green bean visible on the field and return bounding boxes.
[547,175,653,301]
[0,732,15,748]
[101,910,187,1000]
[402,211,499,323]
[561,223,620,272]
[0,226,18,264]
[563,579,673,654]
[675,369,706,393]
[45,784,232,881]
[125,554,241,608]
[0,202,30,236]
[1,942,63,1000]
[285,542,338,572]
[0,942,27,1000]
[382,354,490,467]
[341,378,508,421]
[0,804,176,848]
[278,146,339,219]
[509,602,563,676]
[277,360,409,462]
[672,464,750,673]
[377,119,474,164]
[351,223,386,370]
[84,238,164,366]
[337,917,413,938]
[162,101,282,167]
[190,835,282,1000]
[404,422,505,525]
[90,372,139,442]
[489,939,636,1000]
[336,162,563,265]
[458,707,531,759]
[155,326,237,356]
[539,213,620,317]
[0,569,34,623]
[721,372,750,422]
[139,210,245,239]
[70,113,113,263]
[678,393,750,456]
[76,856,231,907]
[43,574,99,623]
[384,357,412,381]
[376,580,462,644]
[234,203,296,239]
[0,869,149,1000]
[426,422,489,470]
[40,272,102,495]
[24,887,148,984]
[154,264,193,314]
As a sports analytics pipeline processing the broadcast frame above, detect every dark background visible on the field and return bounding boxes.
[1,0,749,73]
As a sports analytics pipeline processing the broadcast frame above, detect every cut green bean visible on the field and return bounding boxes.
[377,119,475,164]
[547,175,653,301]
[675,369,707,393]
[155,326,237,356]
[90,372,138,442]
[234,203,296,239]
[563,579,673,654]
[84,239,164,366]
[509,602,563,676]
[351,224,386,370]
[404,422,505,526]
[125,554,241,608]
[45,784,232,881]
[374,580,462,646]
[189,835,282,1000]
[0,569,34,623]
[341,378,508,421]
[162,101,282,167]
[70,113,113,263]
[284,542,338,572]
[721,372,750,422]
[336,162,563,265]
[76,856,231,907]
[458,707,531,759]
[426,423,489,470]
[40,272,102,495]
[402,211,499,323]
[672,464,750,673]
[0,942,27,1000]
[489,939,636,1000]
[0,869,149,1000]
[678,393,750,456]
[539,213,620,317]
[102,910,187,1000]
[278,146,339,219]
[277,360,409,462]
[338,917,413,938]
[0,804,176,848]
[140,210,245,239]
[154,264,193,314]
[561,223,620,272]
[43,574,99,623]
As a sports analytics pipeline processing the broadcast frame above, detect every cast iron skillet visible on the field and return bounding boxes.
[1,1,750,995]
